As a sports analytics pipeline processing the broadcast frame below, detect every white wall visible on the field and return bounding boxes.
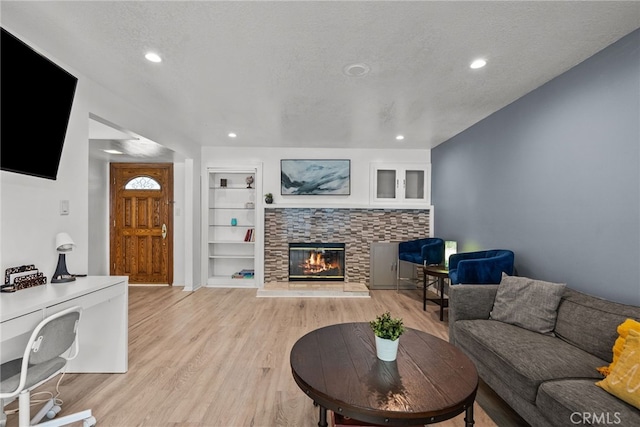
[172,162,186,286]
[88,156,109,275]
[0,27,202,284]
[1,89,91,277]
[201,146,430,206]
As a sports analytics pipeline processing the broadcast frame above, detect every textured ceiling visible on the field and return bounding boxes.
[88,118,183,163]
[2,1,639,150]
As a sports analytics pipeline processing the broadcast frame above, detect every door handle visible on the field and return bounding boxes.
[162,223,167,239]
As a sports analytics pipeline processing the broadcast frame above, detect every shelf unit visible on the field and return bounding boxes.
[204,168,260,287]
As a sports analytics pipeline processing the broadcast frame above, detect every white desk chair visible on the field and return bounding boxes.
[0,306,96,427]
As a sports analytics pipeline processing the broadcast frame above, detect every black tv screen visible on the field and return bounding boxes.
[1,28,78,180]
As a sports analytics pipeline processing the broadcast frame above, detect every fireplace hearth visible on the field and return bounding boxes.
[289,243,345,281]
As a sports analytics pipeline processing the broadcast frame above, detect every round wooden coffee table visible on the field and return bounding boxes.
[290,322,478,427]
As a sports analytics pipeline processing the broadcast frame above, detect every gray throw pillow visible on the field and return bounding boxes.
[490,273,566,335]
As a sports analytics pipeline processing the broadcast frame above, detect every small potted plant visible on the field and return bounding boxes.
[264,193,273,204]
[370,312,405,361]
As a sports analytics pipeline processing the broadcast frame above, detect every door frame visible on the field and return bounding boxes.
[109,162,174,285]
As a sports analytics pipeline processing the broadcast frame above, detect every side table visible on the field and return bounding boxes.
[423,264,449,321]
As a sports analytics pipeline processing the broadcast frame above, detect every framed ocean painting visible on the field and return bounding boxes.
[280,159,350,195]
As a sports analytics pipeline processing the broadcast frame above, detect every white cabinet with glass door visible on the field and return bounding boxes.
[203,167,261,287]
[371,163,430,204]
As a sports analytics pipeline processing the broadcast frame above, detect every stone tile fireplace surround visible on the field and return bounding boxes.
[264,207,431,285]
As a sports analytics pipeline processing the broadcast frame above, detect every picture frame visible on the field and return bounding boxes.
[281,159,350,195]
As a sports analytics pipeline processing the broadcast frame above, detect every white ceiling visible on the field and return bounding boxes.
[2,1,639,151]
[88,118,183,163]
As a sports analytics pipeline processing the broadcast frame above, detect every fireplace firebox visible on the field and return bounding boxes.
[289,243,345,281]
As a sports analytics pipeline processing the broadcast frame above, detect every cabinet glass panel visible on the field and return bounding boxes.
[404,169,425,200]
[376,169,397,199]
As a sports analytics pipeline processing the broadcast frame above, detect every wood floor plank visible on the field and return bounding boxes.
[4,286,526,426]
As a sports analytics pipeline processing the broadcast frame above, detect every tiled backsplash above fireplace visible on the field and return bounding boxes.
[264,208,431,284]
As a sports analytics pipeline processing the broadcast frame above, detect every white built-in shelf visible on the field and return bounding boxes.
[203,167,260,288]
[209,255,255,259]
[213,186,255,190]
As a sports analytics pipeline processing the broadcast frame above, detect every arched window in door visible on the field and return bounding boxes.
[124,176,161,190]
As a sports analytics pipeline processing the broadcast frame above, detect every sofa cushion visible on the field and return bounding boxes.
[596,329,640,409]
[537,379,640,427]
[490,273,565,335]
[554,289,640,361]
[598,318,640,376]
[454,319,605,403]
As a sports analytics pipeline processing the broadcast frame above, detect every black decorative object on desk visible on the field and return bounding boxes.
[246,176,254,188]
[2,264,47,292]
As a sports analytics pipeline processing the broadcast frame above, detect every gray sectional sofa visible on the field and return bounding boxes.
[449,284,640,427]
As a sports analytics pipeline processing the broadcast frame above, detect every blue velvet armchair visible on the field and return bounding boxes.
[398,238,445,266]
[448,249,515,285]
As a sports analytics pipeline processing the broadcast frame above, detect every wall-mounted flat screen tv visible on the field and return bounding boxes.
[1,28,78,180]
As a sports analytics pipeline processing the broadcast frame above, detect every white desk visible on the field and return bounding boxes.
[1,276,128,373]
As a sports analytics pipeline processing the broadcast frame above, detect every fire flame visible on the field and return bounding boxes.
[301,251,341,275]
[309,252,325,268]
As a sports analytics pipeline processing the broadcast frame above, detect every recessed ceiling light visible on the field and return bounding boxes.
[145,52,162,63]
[343,63,370,77]
[470,59,487,69]
[103,149,123,155]
[395,135,405,141]
[228,132,237,138]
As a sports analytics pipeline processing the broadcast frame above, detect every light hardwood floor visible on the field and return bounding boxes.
[6,286,527,426]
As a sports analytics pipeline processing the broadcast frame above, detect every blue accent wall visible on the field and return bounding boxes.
[432,29,640,305]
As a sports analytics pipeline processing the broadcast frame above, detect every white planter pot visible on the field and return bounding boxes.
[375,335,399,361]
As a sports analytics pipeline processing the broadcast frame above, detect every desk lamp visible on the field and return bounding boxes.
[52,232,76,283]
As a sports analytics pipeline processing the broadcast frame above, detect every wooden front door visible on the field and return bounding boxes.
[110,163,173,284]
